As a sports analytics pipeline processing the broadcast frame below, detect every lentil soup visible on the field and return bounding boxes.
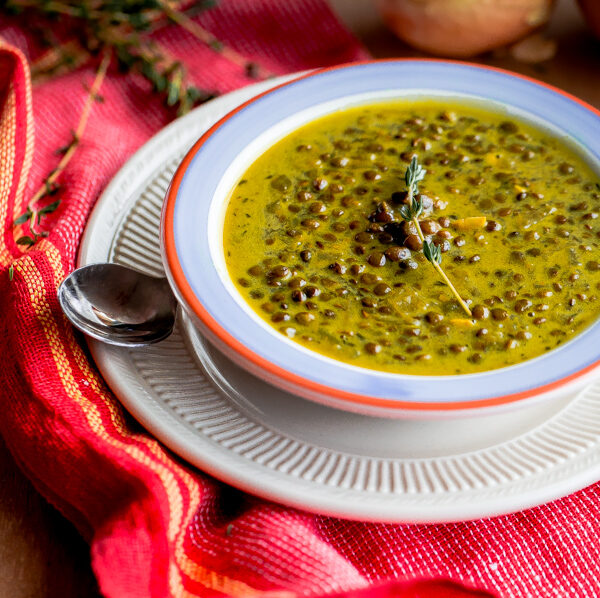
[223,101,600,375]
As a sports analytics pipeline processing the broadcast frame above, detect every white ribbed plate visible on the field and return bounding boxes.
[79,76,600,522]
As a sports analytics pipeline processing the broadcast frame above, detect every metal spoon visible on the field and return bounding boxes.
[58,263,178,347]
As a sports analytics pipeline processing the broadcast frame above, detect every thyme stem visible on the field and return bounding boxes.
[28,49,111,209]
[30,40,91,83]
[160,2,274,79]
[402,157,472,317]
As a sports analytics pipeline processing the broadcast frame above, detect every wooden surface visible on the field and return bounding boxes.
[0,435,99,597]
[1,1,598,596]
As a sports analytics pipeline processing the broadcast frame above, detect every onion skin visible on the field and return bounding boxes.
[577,0,600,37]
[376,0,556,57]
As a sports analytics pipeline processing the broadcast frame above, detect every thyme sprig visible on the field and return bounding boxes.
[401,156,472,316]
[13,50,111,248]
[4,0,273,113]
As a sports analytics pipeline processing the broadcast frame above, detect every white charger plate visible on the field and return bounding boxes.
[79,76,600,522]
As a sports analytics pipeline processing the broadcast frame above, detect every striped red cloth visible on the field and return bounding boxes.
[0,2,598,597]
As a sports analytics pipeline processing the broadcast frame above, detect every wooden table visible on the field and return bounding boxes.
[1,1,598,595]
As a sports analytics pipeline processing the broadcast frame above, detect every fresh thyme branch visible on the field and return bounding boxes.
[400,156,472,317]
[13,50,111,248]
[4,0,272,114]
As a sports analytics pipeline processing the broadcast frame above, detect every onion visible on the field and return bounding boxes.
[375,0,556,58]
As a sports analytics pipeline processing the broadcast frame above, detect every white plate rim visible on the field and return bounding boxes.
[77,75,600,523]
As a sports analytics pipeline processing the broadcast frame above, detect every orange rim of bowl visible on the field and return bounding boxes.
[162,58,600,412]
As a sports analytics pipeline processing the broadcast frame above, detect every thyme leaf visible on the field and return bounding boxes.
[405,155,426,194]
[16,235,36,247]
[423,240,442,265]
[14,208,32,226]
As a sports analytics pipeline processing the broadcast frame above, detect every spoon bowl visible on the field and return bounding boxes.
[58,263,177,346]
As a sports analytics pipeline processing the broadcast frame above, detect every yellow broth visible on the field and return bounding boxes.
[223,101,600,374]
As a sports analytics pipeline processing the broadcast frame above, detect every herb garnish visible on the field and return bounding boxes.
[13,50,111,248]
[4,0,273,114]
[400,156,472,316]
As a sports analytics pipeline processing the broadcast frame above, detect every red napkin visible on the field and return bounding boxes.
[1,2,598,597]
